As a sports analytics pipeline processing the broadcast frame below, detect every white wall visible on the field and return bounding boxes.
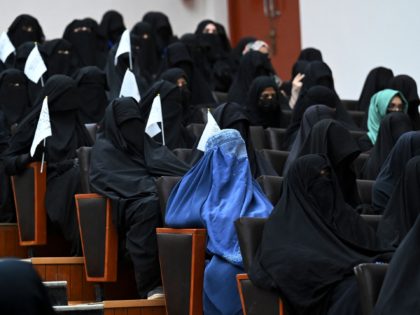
[0,0,228,40]
[299,0,420,100]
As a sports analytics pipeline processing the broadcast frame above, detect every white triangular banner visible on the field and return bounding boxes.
[0,32,15,63]
[24,45,47,84]
[145,94,163,138]
[197,111,221,151]
[119,69,140,102]
[114,29,131,65]
[30,96,52,157]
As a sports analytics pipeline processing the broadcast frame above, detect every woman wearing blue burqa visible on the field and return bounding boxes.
[165,129,273,314]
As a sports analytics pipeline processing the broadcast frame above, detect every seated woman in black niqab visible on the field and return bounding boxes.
[372,214,420,315]
[360,112,412,180]
[105,29,150,101]
[159,42,215,107]
[140,80,196,149]
[194,19,233,92]
[287,119,362,208]
[72,66,108,124]
[245,76,287,128]
[142,11,177,57]
[376,156,420,249]
[7,14,45,48]
[390,74,420,130]
[212,102,278,178]
[63,18,107,69]
[99,10,126,49]
[39,38,76,78]
[0,69,31,131]
[0,259,55,315]
[283,85,358,149]
[372,131,420,213]
[228,50,276,105]
[3,74,93,254]
[249,154,393,315]
[89,97,190,298]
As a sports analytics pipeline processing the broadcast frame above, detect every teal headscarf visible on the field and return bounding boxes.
[367,89,408,144]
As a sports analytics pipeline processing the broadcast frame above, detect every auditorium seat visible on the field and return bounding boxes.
[84,123,98,143]
[354,153,370,177]
[341,99,359,111]
[348,110,366,129]
[259,149,289,175]
[11,162,47,247]
[256,175,283,205]
[156,176,206,315]
[249,125,267,150]
[235,217,289,315]
[353,263,388,315]
[264,127,287,150]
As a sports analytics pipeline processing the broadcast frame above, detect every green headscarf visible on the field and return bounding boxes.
[367,89,408,144]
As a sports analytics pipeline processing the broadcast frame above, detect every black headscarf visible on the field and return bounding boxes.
[72,66,108,123]
[280,60,309,97]
[372,131,420,213]
[39,38,76,78]
[297,47,323,62]
[245,76,284,127]
[142,11,177,56]
[0,69,31,129]
[295,119,361,207]
[212,102,278,178]
[7,14,45,48]
[140,80,196,149]
[13,41,35,71]
[283,85,358,149]
[160,42,215,106]
[283,104,337,174]
[231,36,256,72]
[0,259,55,315]
[228,51,275,105]
[390,74,420,130]
[99,10,126,48]
[249,154,391,315]
[90,97,190,225]
[104,32,149,101]
[131,21,161,81]
[357,66,394,111]
[361,112,412,180]
[63,18,107,68]
[372,214,420,315]
[376,156,420,249]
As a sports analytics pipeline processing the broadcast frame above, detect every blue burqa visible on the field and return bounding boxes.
[165,129,273,315]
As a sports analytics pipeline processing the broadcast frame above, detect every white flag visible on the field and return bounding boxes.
[197,111,220,151]
[145,94,163,138]
[114,29,131,65]
[0,32,15,63]
[119,69,140,102]
[30,96,52,157]
[24,45,47,84]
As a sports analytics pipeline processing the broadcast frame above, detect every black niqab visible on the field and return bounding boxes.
[376,156,420,248]
[142,12,177,55]
[296,119,362,207]
[0,69,31,128]
[73,66,108,123]
[372,131,420,212]
[298,47,323,62]
[228,51,275,105]
[361,112,412,180]
[390,74,420,130]
[7,14,45,48]
[249,154,391,315]
[39,39,76,77]
[245,75,284,127]
[99,10,126,47]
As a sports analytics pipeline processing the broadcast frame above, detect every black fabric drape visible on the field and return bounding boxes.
[390,74,420,130]
[360,112,412,180]
[99,10,126,48]
[249,154,392,315]
[372,131,420,212]
[7,14,45,48]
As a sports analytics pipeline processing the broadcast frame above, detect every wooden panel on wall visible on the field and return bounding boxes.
[103,299,166,315]
[228,0,301,81]
[0,224,27,258]
[31,257,96,302]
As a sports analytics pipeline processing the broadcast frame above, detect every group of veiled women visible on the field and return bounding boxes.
[0,10,419,315]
